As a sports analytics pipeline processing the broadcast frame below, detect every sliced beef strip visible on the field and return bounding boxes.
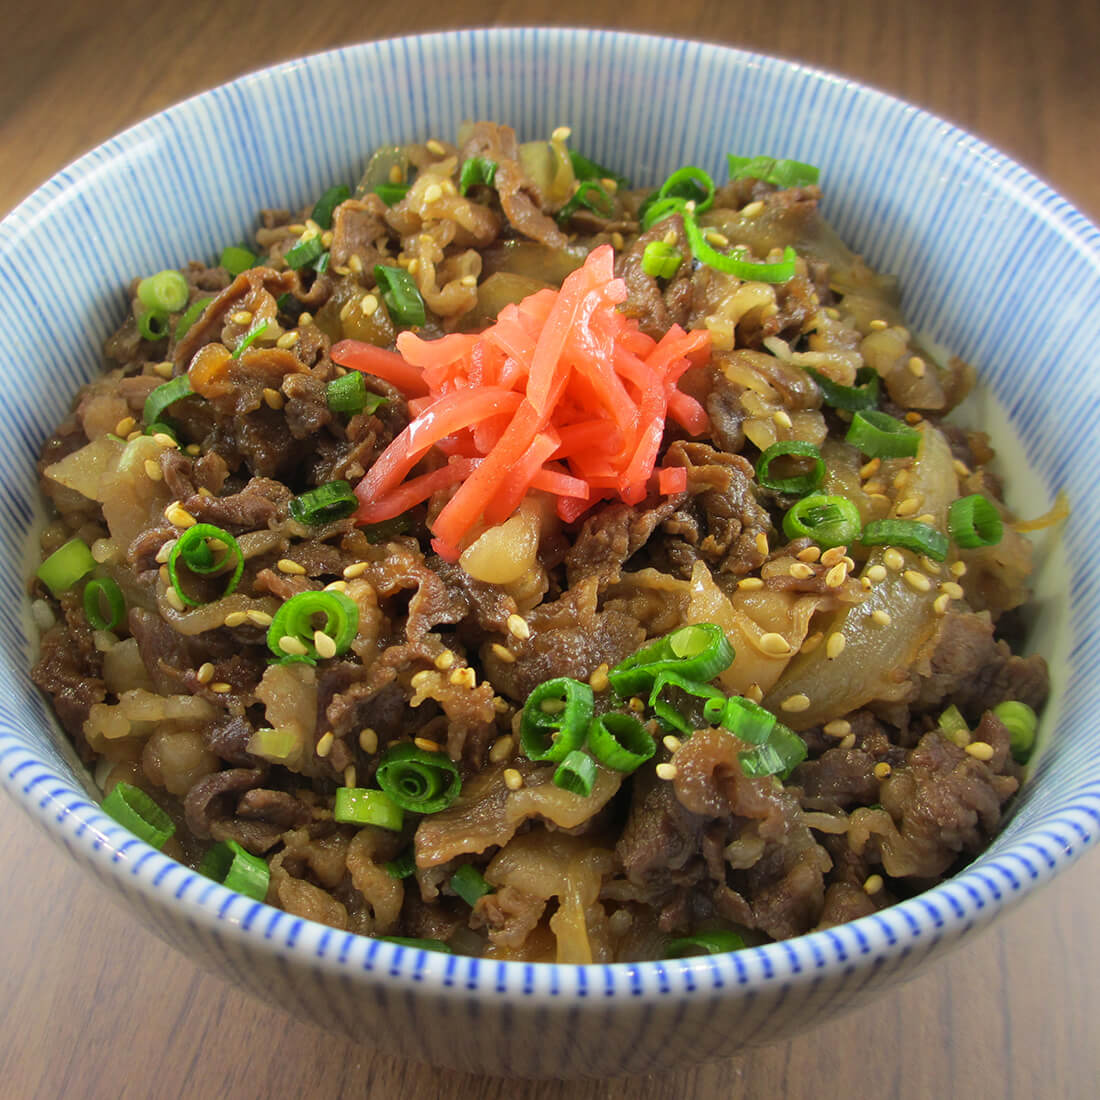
[564,496,681,589]
[184,767,266,838]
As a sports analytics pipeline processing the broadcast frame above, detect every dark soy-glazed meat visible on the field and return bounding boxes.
[29,121,1050,962]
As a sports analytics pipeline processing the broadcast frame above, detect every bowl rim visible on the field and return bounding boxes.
[3,26,1100,1005]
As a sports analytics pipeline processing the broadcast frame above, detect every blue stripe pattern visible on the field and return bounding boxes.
[0,28,1098,1076]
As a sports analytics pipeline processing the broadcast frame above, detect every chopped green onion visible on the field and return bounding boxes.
[552,749,597,797]
[102,782,174,850]
[556,180,614,224]
[727,154,820,189]
[938,703,970,747]
[288,481,358,526]
[143,375,193,426]
[640,195,689,231]
[36,537,96,596]
[136,309,169,342]
[459,157,498,194]
[845,410,921,458]
[246,727,302,763]
[451,864,492,907]
[175,296,212,341]
[586,712,655,773]
[167,523,244,608]
[684,212,798,282]
[755,441,825,495]
[374,183,409,206]
[385,849,417,879]
[220,245,257,277]
[373,264,426,328]
[994,701,1038,763]
[804,366,880,411]
[948,494,1003,549]
[782,493,862,549]
[569,149,630,188]
[860,519,949,561]
[266,590,359,661]
[326,372,388,415]
[311,184,351,230]
[137,270,190,314]
[519,677,594,763]
[144,420,179,442]
[314,251,331,274]
[657,165,715,214]
[641,240,682,279]
[198,838,270,901]
[737,724,807,779]
[648,670,724,735]
[232,321,270,359]
[333,787,405,830]
[362,515,411,543]
[703,695,777,744]
[284,235,326,270]
[378,936,453,953]
[83,577,126,631]
[609,623,735,696]
[375,742,461,814]
[665,929,746,957]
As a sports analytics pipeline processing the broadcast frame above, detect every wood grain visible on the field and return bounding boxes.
[2,1,1097,1096]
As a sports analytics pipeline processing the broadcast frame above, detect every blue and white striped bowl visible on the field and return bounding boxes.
[1,29,1097,1078]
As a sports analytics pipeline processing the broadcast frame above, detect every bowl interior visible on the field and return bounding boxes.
[1,28,1098,997]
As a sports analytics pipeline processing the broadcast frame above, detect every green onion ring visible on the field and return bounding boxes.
[166,523,244,608]
[845,409,921,458]
[520,677,594,763]
[219,245,257,277]
[586,712,655,773]
[450,864,493,907]
[137,270,189,314]
[374,264,427,328]
[333,788,405,830]
[175,297,213,341]
[311,184,351,230]
[36,537,96,596]
[266,590,359,661]
[375,743,461,814]
[459,157,498,194]
[641,240,682,279]
[684,211,798,283]
[198,838,270,901]
[288,481,359,526]
[994,700,1038,764]
[665,929,746,957]
[804,366,880,411]
[755,441,826,495]
[83,577,126,631]
[860,519,949,561]
[948,494,1003,549]
[657,165,715,213]
[101,782,175,850]
[782,493,862,549]
[702,695,777,744]
[143,375,193,426]
[551,749,597,797]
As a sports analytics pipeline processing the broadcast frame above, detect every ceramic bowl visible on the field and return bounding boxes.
[1,28,1098,1079]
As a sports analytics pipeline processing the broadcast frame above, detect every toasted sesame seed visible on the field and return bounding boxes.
[760,632,793,656]
[745,683,765,703]
[863,479,885,495]
[907,356,926,377]
[410,669,435,689]
[965,741,995,761]
[223,611,248,627]
[863,874,884,895]
[611,231,625,250]
[950,560,968,577]
[601,178,619,194]
[873,762,892,779]
[143,459,163,481]
[825,306,840,320]
[341,561,369,580]
[459,275,478,288]
[165,503,197,528]
[360,293,379,315]
[276,330,300,349]
[298,311,313,327]
[903,569,932,593]
[741,200,765,217]
[941,581,965,600]
[825,562,848,588]
[321,230,334,248]
[493,696,510,714]
[952,459,972,478]
[503,767,524,790]
[323,581,349,593]
[662,229,678,247]
[414,736,442,753]
[313,630,338,659]
[247,610,273,627]
[826,632,846,659]
[869,319,888,331]
[737,576,765,590]
[506,613,531,640]
[797,545,822,563]
[261,387,284,410]
[153,360,174,379]
[426,138,447,156]
[164,587,185,612]
[450,667,477,689]
[185,444,201,456]
[287,223,306,234]
[589,664,610,692]
[339,299,357,322]
[789,562,815,580]
[209,681,232,694]
[839,733,857,749]
[895,496,921,517]
[277,558,306,575]
[421,181,443,205]
[662,734,682,753]
[883,548,905,572]
[781,693,811,713]
[655,762,678,781]
[231,310,253,326]
[860,457,881,479]
[893,470,910,491]
[823,719,851,737]
[819,545,847,567]
[434,650,456,670]
[755,533,770,556]
[801,631,823,654]
[407,259,420,276]
[861,576,873,590]
[866,564,887,582]
[772,409,793,430]
[916,513,936,525]
[154,539,177,564]
[933,593,950,615]
[279,635,310,657]
[114,416,136,436]
[628,696,646,713]
[920,556,942,575]
[315,731,335,757]
[196,662,215,684]
[871,609,892,626]
[491,643,516,663]
[152,432,178,449]
[489,735,514,764]
[704,228,730,248]
[159,565,170,585]
[344,764,357,788]
[359,727,379,754]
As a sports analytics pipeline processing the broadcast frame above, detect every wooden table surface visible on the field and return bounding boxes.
[2,1,1097,1096]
